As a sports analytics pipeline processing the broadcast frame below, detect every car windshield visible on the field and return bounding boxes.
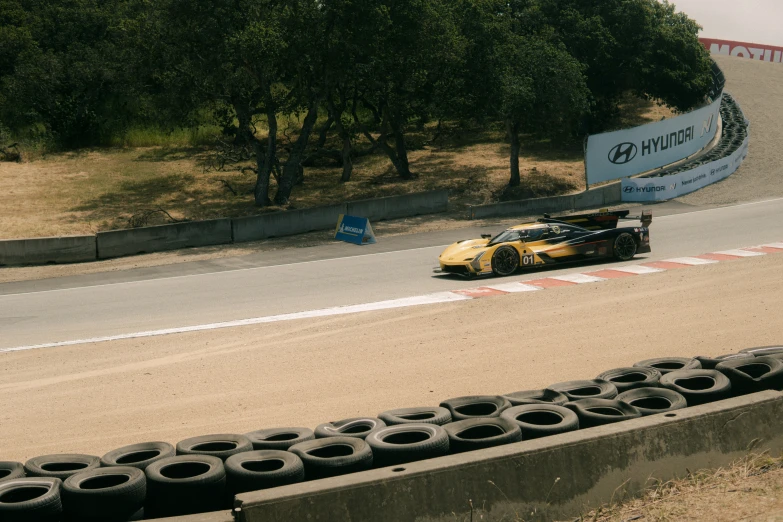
[487,227,546,246]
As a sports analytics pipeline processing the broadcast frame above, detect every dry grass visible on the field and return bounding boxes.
[0,98,674,239]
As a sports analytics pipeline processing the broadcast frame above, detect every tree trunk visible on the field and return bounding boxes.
[253,108,278,207]
[328,97,353,182]
[232,96,254,145]
[316,113,334,149]
[507,120,521,187]
[274,102,319,205]
[388,113,412,180]
[339,134,353,183]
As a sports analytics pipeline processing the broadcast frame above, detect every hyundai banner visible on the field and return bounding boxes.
[585,95,722,185]
[621,135,749,202]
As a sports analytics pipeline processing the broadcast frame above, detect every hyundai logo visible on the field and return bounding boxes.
[623,186,635,193]
[608,143,638,165]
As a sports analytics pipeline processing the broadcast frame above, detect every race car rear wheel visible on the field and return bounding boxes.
[613,233,638,261]
[491,246,520,277]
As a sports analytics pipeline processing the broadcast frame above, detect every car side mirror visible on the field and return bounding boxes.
[481,234,492,239]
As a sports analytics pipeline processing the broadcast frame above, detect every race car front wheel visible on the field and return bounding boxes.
[613,233,638,261]
[491,246,520,276]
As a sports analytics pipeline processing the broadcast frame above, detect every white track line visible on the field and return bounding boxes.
[664,257,719,266]
[609,265,665,275]
[485,282,542,293]
[714,249,766,257]
[549,274,607,284]
[763,243,783,249]
[0,292,471,354]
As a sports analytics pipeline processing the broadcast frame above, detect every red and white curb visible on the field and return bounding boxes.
[2,242,781,354]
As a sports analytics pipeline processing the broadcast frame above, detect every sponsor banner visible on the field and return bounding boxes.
[701,38,783,63]
[334,214,377,245]
[586,95,721,185]
[621,135,749,202]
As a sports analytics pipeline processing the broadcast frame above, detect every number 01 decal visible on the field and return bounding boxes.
[522,254,535,266]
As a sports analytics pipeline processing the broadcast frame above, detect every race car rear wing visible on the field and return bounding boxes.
[538,209,652,230]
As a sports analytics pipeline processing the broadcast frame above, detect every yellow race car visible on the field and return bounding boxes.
[436,210,652,277]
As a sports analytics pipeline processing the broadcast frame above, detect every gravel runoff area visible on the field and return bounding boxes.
[1,253,781,465]
[678,55,783,206]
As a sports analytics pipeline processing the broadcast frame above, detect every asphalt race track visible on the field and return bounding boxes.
[1,197,782,351]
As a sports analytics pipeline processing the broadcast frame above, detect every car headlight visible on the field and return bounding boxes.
[470,252,486,271]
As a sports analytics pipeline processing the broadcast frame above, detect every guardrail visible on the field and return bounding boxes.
[0,190,450,266]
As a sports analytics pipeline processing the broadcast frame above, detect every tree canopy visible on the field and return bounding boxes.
[0,0,713,204]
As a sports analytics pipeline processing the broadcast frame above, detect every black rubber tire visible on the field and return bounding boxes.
[224,450,304,495]
[366,424,450,465]
[659,369,733,406]
[633,357,702,375]
[491,246,520,277]
[739,346,783,357]
[288,437,373,480]
[0,477,63,522]
[616,387,688,416]
[62,466,145,522]
[695,353,754,370]
[501,389,569,406]
[564,399,642,428]
[500,404,580,439]
[244,428,314,451]
[24,454,100,481]
[0,462,25,483]
[175,434,253,461]
[546,380,618,401]
[439,396,512,421]
[613,233,638,261]
[715,356,783,394]
[144,455,226,519]
[314,418,386,440]
[100,442,175,471]
[378,407,452,426]
[442,418,521,454]
[596,367,662,393]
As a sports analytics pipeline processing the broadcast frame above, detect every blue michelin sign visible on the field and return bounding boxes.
[334,214,376,245]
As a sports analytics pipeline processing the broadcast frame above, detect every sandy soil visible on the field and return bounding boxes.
[1,253,780,463]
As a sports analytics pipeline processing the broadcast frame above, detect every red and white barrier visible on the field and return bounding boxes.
[701,38,783,63]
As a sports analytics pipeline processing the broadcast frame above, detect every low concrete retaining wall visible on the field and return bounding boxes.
[0,235,96,266]
[469,182,621,220]
[347,190,449,221]
[230,391,783,522]
[232,204,347,243]
[96,219,233,259]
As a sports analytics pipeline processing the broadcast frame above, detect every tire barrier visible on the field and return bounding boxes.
[659,369,733,406]
[0,462,25,483]
[225,451,304,496]
[144,455,226,519]
[564,399,643,428]
[244,428,315,451]
[5,344,783,520]
[442,419,522,454]
[100,442,175,471]
[23,454,100,481]
[175,434,253,461]
[500,404,580,439]
[633,357,702,374]
[62,467,146,522]
[596,367,662,393]
[365,424,450,466]
[288,437,373,480]
[0,477,63,522]
[501,389,570,406]
[615,387,688,416]
[439,395,512,421]
[378,406,452,426]
[314,418,386,440]
[546,380,618,401]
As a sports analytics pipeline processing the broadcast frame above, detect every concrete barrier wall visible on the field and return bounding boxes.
[96,219,233,259]
[233,391,783,522]
[232,204,347,243]
[0,235,96,266]
[469,182,622,220]
[347,190,449,221]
